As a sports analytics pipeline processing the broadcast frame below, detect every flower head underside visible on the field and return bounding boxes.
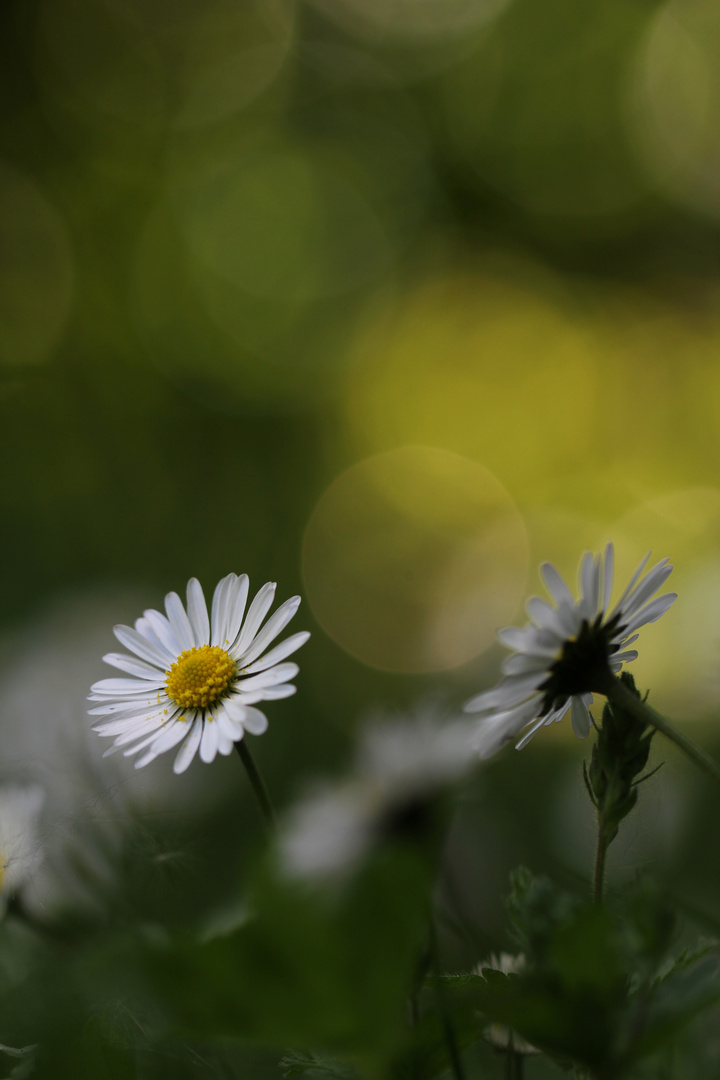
[464,544,676,758]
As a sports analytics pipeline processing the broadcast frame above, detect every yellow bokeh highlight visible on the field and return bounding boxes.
[344,267,600,494]
[302,447,528,673]
[610,488,720,719]
[343,265,720,516]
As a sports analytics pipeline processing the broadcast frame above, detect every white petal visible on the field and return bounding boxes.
[620,561,673,620]
[236,596,301,666]
[199,718,219,764]
[211,574,234,646]
[234,582,276,654]
[241,684,296,701]
[526,597,575,639]
[93,710,167,736]
[609,552,651,618]
[173,717,203,774]
[216,710,244,742]
[501,653,551,677]
[611,649,638,667]
[113,624,172,668]
[224,574,250,647]
[497,625,536,650]
[541,563,574,607]
[241,706,269,735]
[140,609,181,659]
[601,543,614,613]
[514,714,550,750]
[614,633,639,650]
[622,592,677,635]
[237,662,299,691]
[165,591,195,652]
[570,696,591,739]
[515,701,571,748]
[135,720,192,769]
[186,578,210,646]
[241,631,310,674]
[497,624,558,658]
[223,697,248,725]
[119,718,172,754]
[579,552,599,618]
[134,613,167,654]
[89,677,164,696]
[102,653,166,681]
[473,697,540,759]
[217,732,235,756]
[89,695,170,714]
[464,676,540,715]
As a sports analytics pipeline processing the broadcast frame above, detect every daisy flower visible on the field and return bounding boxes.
[0,785,45,914]
[89,575,310,774]
[279,707,474,881]
[464,544,676,758]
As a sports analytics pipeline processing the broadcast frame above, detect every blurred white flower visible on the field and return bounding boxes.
[279,708,475,881]
[0,785,44,914]
[465,544,676,758]
[90,574,309,774]
[476,952,539,1055]
[0,591,247,917]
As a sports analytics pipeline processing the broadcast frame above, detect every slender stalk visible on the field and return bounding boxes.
[593,816,608,905]
[506,1035,524,1080]
[601,674,720,787]
[235,739,277,831]
[428,918,467,1080]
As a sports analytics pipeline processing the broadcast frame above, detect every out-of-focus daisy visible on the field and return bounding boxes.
[476,953,539,1056]
[279,708,475,881]
[465,544,676,758]
[0,785,44,914]
[89,575,309,774]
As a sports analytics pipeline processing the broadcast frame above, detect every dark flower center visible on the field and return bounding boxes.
[537,612,624,715]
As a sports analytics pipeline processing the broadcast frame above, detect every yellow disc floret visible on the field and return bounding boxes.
[165,645,236,709]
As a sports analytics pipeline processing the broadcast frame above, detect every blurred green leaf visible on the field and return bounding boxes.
[144,849,431,1065]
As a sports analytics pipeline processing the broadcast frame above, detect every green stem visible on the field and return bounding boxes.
[601,675,720,787]
[593,814,608,905]
[428,918,467,1080]
[235,739,277,831]
[505,1036,524,1080]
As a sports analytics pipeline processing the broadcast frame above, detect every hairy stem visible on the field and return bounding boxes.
[593,815,608,905]
[235,739,277,831]
[601,675,720,788]
[428,918,467,1080]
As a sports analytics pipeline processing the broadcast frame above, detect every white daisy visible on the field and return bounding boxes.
[279,707,475,881]
[89,575,310,774]
[0,785,45,913]
[464,544,676,758]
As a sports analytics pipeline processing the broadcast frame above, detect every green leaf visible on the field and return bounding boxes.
[144,848,432,1064]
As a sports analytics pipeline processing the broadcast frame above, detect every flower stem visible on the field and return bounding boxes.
[235,739,277,831]
[602,675,720,787]
[428,918,467,1080]
[593,817,608,905]
[506,1040,524,1080]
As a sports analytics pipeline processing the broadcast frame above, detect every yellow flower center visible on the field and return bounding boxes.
[165,645,236,709]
